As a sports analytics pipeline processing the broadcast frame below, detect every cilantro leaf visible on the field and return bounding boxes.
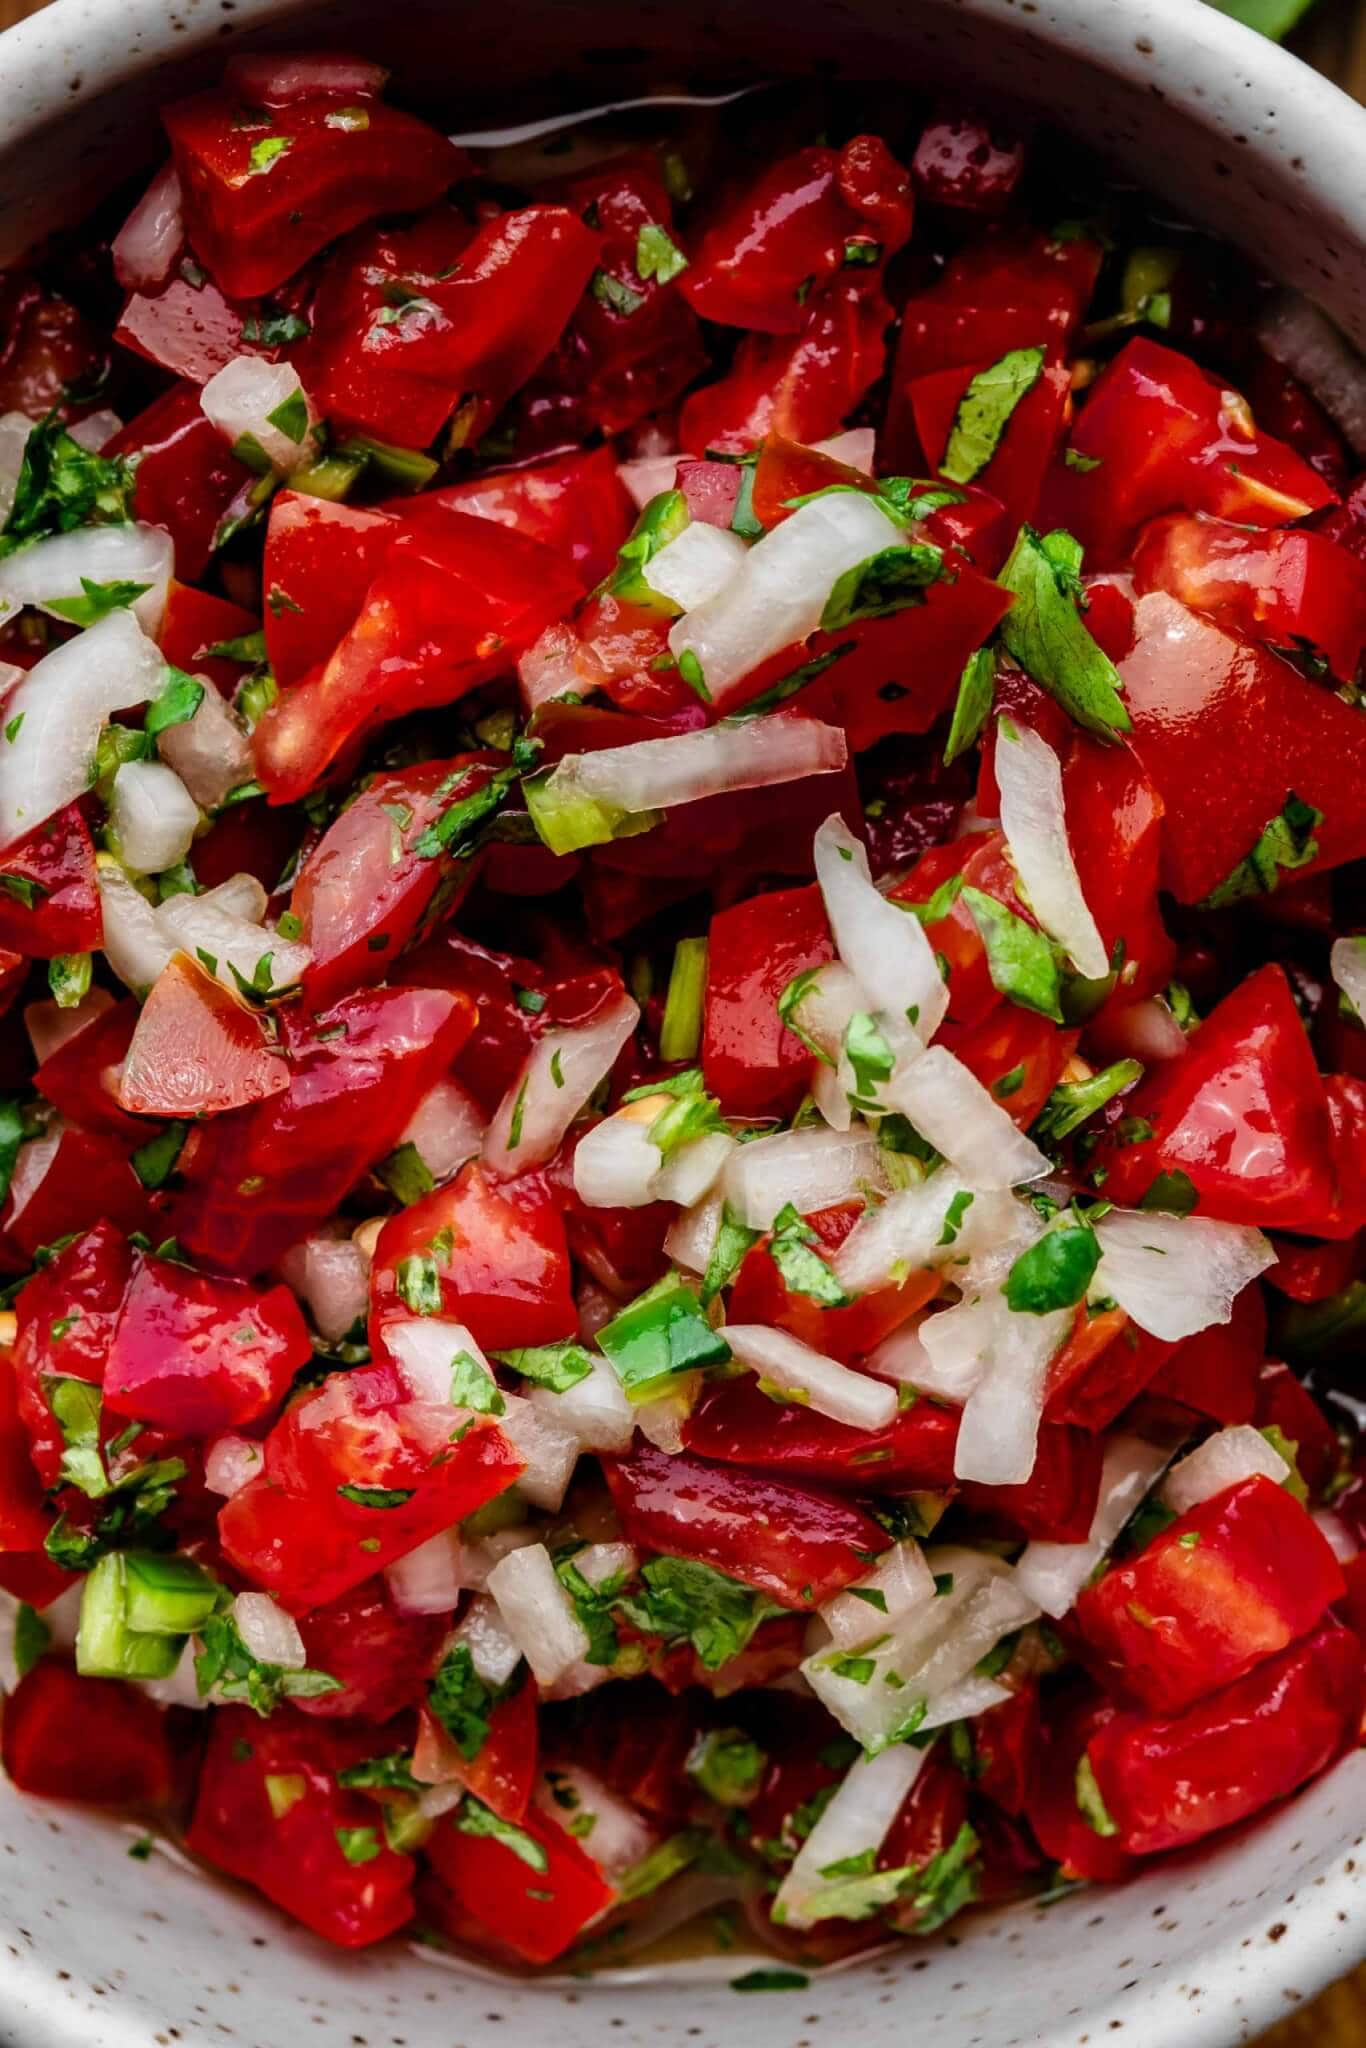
[768,1202,850,1307]
[45,577,151,628]
[820,542,947,631]
[943,645,996,765]
[1200,791,1321,908]
[1005,1217,1100,1314]
[997,525,1131,736]
[962,885,1064,1021]
[616,1555,785,1669]
[0,414,134,558]
[941,347,1046,485]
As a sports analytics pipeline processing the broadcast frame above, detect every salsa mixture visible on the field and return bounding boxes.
[0,48,1363,1980]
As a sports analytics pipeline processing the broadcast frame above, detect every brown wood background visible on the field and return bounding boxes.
[0,0,1361,2037]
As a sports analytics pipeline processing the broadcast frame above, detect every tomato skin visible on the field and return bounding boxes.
[942,1005,1076,1129]
[1090,964,1338,1233]
[1024,1681,1136,1884]
[261,492,399,688]
[1075,1474,1346,1715]
[682,1372,960,1491]
[1086,1619,1363,1857]
[881,1753,971,1930]
[187,1705,417,1946]
[0,271,108,421]
[972,1682,1040,1816]
[1268,1231,1363,1304]
[0,1349,69,1603]
[371,1160,576,1355]
[601,1442,887,1610]
[1144,1283,1266,1426]
[911,108,1027,214]
[290,755,500,1010]
[105,383,255,583]
[102,1254,310,1437]
[1133,513,1366,683]
[118,952,291,1118]
[164,88,465,300]
[113,274,247,386]
[158,581,260,699]
[2,1660,173,1806]
[173,984,477,1275]
[911,351,1071,529]
[396,445,633,592]
[701,883,832,1118]
[427,1798,614,1965]
[11,1222,134,1484]
[295,1578,446,1723]
[727,1202,939,1364]
[218,1362,523,1613]
[1061,734,1173,1008]
[551,1680,697,1822]
[0,804,101,956]
[413,1679,539,1824]
[1044,337,1337,567]
[35,995,142,1139]
[961,1423,1103,1545]
[3,1126,156,1263]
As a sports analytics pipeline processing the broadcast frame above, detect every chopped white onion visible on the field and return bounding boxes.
[722,1123,885,1232]
[109,759,199,875]
[232,1592,305,1670]
[664,1187,724,1276]
[224,51,390,104]
[0,414,33,529]
[1162,1424,1289,1516]
[456,1525,539,1594]
[1314,1509,1358,1564]
[484,991,639,1178]
[669,491,905,706]
[517,621,582,713]
[112,160,184,292]
[533,1765,655,1878]
[550,716,846,821]
[569,1541,638,1589]
[156,888,312,997]
[867,1312,977,1406]
[1331,936,1366,1021]
[0,609,164,850]
[528,1354,635,1455]
[1015,1436,1172,1617]
[816,428,876,473]
[0,523,172,636]
[500,1392,581,1512]
[386,1317,491,1406]
[97,862,173,992]
[448,1594,524,1688]
[773,1742,926,1930]
[1258,290,1366,458]
[573,1113,663,1209]
[643,521,749,610]
[821,1541,935,1651]
[883,1046,1051,1191]
[724,1324,898,1432]
[400,1077,486,1184]
[155,682,255,810]
[833,1168,979,1296]
[617,453,680,510]
[952,1299,1072,1485]
[653,1130,734,1208]
[197,872,268,922]
[632,1385,693,1452]
[1092,1208,1275,1343]
[486,1543,590,1687]
[68,412,124,455]
[201,356,317,475]
[814,814,947,1050]
[384,1530,464,1616]
[417,1783,466,1821]
[203,1434,264,1498]
[276,1233,369,1345]
[994,720,1108,980]
[24,985,114,1067]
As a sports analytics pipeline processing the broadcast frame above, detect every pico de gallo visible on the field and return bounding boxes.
[0,51,1363,1980]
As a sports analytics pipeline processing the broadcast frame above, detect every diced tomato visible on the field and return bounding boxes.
[399,446,632,591]
[164,87,466,300]
[1024,1679,1136,1884]
[254,510,581,801]
[910,351,1071,529]
[701,883,833,1117]
[393,930,545,1114]
[187,1705,416,1946]
[11,1221,134,1484]
[944,1006,1076,1129]
[102,1252,310,1436]
[158,581,260,699]
[189,799,303,899]
[683,1372,960,1491]
[371,1160,576,1355]
[1243,350,1350,492]
[1144,1283,1267,1425]
[1061,734,1173,1006]
[961,1423,1104,1544]
[218,1361,523,1612]
[727,1202,938,1363]
[1255,1362,1341,1500]
[1085,1620,1363,1856]
[0,271,109,421]
[0,1350,68,1605]
[105,383,255,583]
[413,1678,539,1824]
[2,1660,173,1806]
[601,1442,887,1610]
[426,1797,614,1965]
[118,952,291,1118]
[749,434,879,530]
[911,108,1027,214]
[1089,965,1338,1233]
[35,995,142,1139]
[113,274,247,386]
[290,756,501,1010]
[1074,1473,1345,1714]
[1322,1075,1366,1238]
[173,985,477,1274]
[972,1682,1040,1816]
[880,1752,971,1929]
[0,805,101,957]
[1268,1231,1364,1304]
[889,828,1029,1030]
[550,1679,697,1821]
[261,492,398,688]
[3,1126,156,1262]
[295,1577,447,1724]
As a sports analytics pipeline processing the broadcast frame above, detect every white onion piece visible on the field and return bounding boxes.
[570,1541,638,1589]
[994,720,1107,979]
[1314,1509,1358,1564]
[232,1592,305,1670]
[833,1168,979,1296]
[1162,1424,1289,1516]
[722,1123,885,1232]
[1015,1436,1172,1617]
[811,1057,852,1133]
[573,1114,662,1209]
[156,890,311,997]
[774,1742,926,1930]
[0,414,32,528]
[400,1077,485,1183]
[448,1593,523,1688]
[5,1130,61,1241]
[457,1526,539,1595]
[528,1355,636,1455]
[920,1673,1012,1729]
[500,1393,580,1512]
[0,523,173,635]
[953,1301,1071,1485]
[386,1317,490,1407]
[277,1234,369,1344]
[384,1530,464,1616]
[551,715,846,819]
[669,491,905,706]
[197,873,268,922]
[98,862,175,992]
[664,1187,724,1275]
[486,1543,590,1687]
[201,356,317,474]
[24,986,114,1067]
[203,1434,263,1498]
[883,1046,1051,1191]
[484,992,639,1178]
[112,160,184,291]
[417,1783,466,1820]
[533,1765,654,1878]
[155,683,255,810]
[1258,290,1366,458]
[653,1130,733,1208]
[725,1324,898,1432]
[0,609,164,849]
[783,960,866,1062]
[1331,936,1366,1021]
[954,1191,1048,1295]
[632,1386,693,1452]
[225,51,390,104]
[617,453,680,509]
[577,1278,619,1341]
[68,412,124,454]
[909,1296,998,1406]
[821,1541,934,1651]
[109,759,199,874]
[814,814,947,1050]
[1102,994,1187,1064]
[816,428,876,473]
[1092,1209,1275,1343]
[643,522,749,611]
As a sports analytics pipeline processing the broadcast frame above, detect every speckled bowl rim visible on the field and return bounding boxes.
[0,1,1362,2044]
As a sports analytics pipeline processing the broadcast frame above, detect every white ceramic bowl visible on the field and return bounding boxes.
[1,2,1364,2042]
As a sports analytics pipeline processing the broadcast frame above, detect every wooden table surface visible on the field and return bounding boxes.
[0,0,1361,2038]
